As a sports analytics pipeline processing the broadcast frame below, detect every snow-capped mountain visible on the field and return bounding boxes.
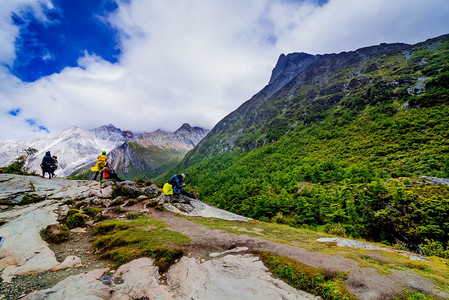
[0,125,131,177]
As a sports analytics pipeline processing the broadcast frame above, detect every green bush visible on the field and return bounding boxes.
[419,239,449,259]
[67,208,79,217]
[325,223,347,237]
[41,224,69,243]
[66,213,87,229]
[20,194,44,205]
[126,213,139,220]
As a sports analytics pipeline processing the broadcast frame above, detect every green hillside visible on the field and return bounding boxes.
[157,35,449,255]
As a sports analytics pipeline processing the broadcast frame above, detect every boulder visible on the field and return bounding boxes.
[116,181,142,198]
[142,184,160,197]
[51,255,83,271]
[110,258,172,299]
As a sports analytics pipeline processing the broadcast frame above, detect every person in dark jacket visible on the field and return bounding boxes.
[169,173,195,198]
[103,163,123,182]
[40,151,54,179]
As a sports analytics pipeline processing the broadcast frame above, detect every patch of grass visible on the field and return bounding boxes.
[20,194,44,205]
[189,217,327,249]
[66,213,87,229]
[93,215,189,271]
[394,289,436,300]
[40,224,69,243]
[62,199,75,206]
[113,206,126,213]
[82,207,105,222]
[67,208,79,216]
[125,213,139,220]
[258,251,356,300]
[82,207,102,217]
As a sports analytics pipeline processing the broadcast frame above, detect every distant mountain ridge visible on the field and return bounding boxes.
[105,123,209,179]
[0,123,209,178]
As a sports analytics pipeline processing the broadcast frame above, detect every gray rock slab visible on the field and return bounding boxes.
[165,198,251,221]
[0,200,60,282]
[167,254,318,300]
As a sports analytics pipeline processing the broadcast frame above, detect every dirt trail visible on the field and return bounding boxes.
[145,208,446,300]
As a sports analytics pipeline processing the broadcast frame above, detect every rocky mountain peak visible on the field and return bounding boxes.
[268,52,317,85]
[89,124,134,142]
[174,123,194,134]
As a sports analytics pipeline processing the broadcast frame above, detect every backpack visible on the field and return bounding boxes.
[162,183,173,195]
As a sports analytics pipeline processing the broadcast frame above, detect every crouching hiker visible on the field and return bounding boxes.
[168,173,195,198]
[103,163,123,182]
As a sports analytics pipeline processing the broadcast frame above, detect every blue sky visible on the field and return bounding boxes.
[11,0,120,82]
[1,0,449,140]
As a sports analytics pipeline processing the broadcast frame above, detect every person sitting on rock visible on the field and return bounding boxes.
[40,151,54,179]
[50,155,59,178]
[103,163,123,182]
[169,173,195,198]
[91,151,107,181]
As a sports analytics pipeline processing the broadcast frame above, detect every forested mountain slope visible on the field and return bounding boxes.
[159,34,449,255]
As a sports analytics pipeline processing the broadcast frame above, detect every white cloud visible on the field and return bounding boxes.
[1,0,449,140]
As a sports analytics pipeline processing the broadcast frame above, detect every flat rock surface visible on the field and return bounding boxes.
[24,255,318,300]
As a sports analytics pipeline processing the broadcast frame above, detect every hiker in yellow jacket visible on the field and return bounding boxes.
[91,151,107,181]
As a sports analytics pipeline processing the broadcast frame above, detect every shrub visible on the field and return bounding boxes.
[41,224,69,243]
[63,199,75,206]
[67,208,80,217]
[325,223,347,237]
[66,213,87,229]
[126,213,139,220]
[82,207,102,217]
[419,239,449,259]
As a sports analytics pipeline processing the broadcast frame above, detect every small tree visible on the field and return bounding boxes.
[4,155,26,174]
[3,147,39,174]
